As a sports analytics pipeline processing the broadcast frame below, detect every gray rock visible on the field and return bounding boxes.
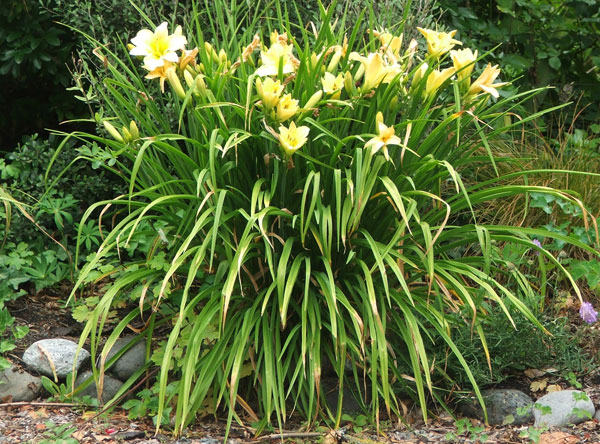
[105,336,146,381]
[22,339,90,379]
[460,389,534,425]
[0,364,42,402]
[75,370,123,403]
[533,390,595,427]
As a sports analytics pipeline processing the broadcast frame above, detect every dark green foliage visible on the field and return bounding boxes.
[439,0,600,127]
[443,309,591,389]
[0,1,83,148]
[0,133,122,249]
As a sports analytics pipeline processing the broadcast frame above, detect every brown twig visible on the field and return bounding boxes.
[254,432,324,441]
[0,402,77,408]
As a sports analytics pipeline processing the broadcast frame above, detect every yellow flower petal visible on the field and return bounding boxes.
[279,122,309,156]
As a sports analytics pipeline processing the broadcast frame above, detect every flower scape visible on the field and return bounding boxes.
[74,13,598,438]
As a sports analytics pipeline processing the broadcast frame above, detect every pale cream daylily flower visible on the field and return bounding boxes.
[350,52,401,92]
[372,28,403,59]
[130,22,187,71]
[255,42,296,76]
[364,112,401,161]
[425,67,455,98]
[417,27,461,59]
[256,77,284,110]
[450,48,477,85]
[276,94,299,121]
[321,72,344,95]
[468,63,507,98]
[279,121,309,156]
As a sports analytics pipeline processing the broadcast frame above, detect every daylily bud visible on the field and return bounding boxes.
[167,68,186,99]
[411,63,429,90]
[205,42,219,63]
[195,74,207,97]
[344,71,356,95]
[327,49,343,73]
[103,121,124,142]
[303,90,323,111]
[310,52,319,72]
[121,125,132,142]
[219,48,228,64]
[129,121,139,140]
[183,70,195,88]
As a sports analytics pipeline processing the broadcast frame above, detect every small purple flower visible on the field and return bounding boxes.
[532,239,542,255]
[579,302,598,324]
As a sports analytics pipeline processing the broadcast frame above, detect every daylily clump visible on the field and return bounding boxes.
[122,23,508,161]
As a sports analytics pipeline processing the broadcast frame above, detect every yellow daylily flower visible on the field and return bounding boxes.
[256,77,284,110]
[130,22,187,71]
[270,30,288,46]
[276,94,299,121]
[450,48,477,85]
[321,72,344,95]
[417,27,461,59]
[255,42,296,76]
[279,122,309,156]
[468,63,507,98]
[350,52,401,92]
[372,28,403,59]
[145,61,176,92]
[425,67,455,98]
[364,112,401,161]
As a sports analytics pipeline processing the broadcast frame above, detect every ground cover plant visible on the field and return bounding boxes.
[51,0,600,438]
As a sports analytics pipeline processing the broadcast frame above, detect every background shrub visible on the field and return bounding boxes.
[438,0,600,128]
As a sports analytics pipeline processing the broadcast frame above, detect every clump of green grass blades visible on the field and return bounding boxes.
[57,0,597,437]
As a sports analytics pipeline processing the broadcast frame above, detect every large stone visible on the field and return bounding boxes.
[0,364,42,402]
[22,339,89,379]
[75,370,123,403]
[105,336,146,381]
[533,390,595,427]
[460,389,534,425]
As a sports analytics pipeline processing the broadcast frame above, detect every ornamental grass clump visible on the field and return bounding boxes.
[62,0,598,436]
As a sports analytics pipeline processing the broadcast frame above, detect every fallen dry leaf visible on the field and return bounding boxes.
[72,430,86,440]
[28,408,48,419]
[525,368,546,378]
[538,431,579,444]
[546,384,562,393]
[530,378,548,392]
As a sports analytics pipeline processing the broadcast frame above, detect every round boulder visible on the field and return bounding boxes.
[105,336,146,381]
[22,338,90,379]
[0,364,43,402]
[75,370,123,403]
[533,390,595,427]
